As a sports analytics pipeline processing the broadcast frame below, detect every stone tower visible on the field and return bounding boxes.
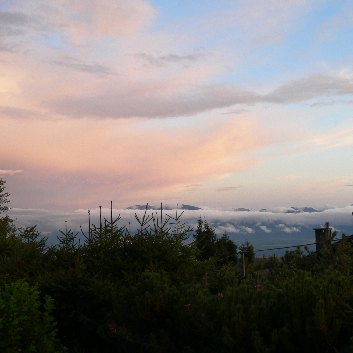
[314,222,332,253]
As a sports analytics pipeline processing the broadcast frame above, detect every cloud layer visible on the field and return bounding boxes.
[1,1,353,121]
[1,0,353,210]
[10,204,353,255]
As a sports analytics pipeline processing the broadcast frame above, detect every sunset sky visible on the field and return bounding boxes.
[1,0,353,211]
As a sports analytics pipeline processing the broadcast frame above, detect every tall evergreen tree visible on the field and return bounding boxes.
[0,178,10,214]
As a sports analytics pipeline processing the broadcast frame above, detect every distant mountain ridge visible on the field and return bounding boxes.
[127,205,321,213]
[126,204,201,211]
[233,206,320,213]
[285,206,319,213]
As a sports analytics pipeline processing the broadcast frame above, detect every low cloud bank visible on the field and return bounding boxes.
[9,204,353,255]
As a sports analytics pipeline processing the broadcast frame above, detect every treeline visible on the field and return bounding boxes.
[1,179,353,353]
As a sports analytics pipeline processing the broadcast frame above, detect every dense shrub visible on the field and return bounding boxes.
[0,280,63,352]
[1,178,353,352]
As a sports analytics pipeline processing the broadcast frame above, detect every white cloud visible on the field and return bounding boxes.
[51,56,114,76]
[133,53,204,67]
[42,73,353,119]
[216,186,241,192]
[48,83,259,119]
[259,225,272,233]
[1,0,353,219]
[2,1,353,121]
[216,224,254,235]
[0,169,23,175]
[267,74,353,103]
[216,223,238,234]
[277,223,301,234]
[19,0,156,39]
[240,226,255,234]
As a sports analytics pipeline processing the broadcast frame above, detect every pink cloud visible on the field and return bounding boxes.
[19,0,155,40]
[0,169,23,176]
[0,115,272,208]
[3,1,351,123]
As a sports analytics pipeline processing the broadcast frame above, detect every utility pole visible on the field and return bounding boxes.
[110,201,113,225]
[88,210,91,239]
[110,201,113,236]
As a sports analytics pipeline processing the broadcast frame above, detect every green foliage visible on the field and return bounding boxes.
[239,241,255,264]
[0,178,10,214]
[193,219,238,265]
[1,179,353,352]
[57,226,79,251]
[0,215,16,239]
[0,280,63,352]
[194,219,217,260]
[19,225,47,248]
[215,233,238,265]
[0,223,48,285]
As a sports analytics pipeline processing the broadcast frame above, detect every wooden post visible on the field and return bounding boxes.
[110,201,113,235]
[88,210,91,239]
[110,201,113,223]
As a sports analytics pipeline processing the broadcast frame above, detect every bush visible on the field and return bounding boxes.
[0,280,64,353]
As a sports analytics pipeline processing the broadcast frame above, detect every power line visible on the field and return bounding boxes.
[256,241,317,252]
[255,238,345,253]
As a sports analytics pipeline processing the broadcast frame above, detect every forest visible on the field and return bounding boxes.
[1,178,353,353]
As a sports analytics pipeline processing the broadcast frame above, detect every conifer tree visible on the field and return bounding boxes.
[0,178,10,214]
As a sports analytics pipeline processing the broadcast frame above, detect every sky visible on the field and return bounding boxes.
[1,0,353,212]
